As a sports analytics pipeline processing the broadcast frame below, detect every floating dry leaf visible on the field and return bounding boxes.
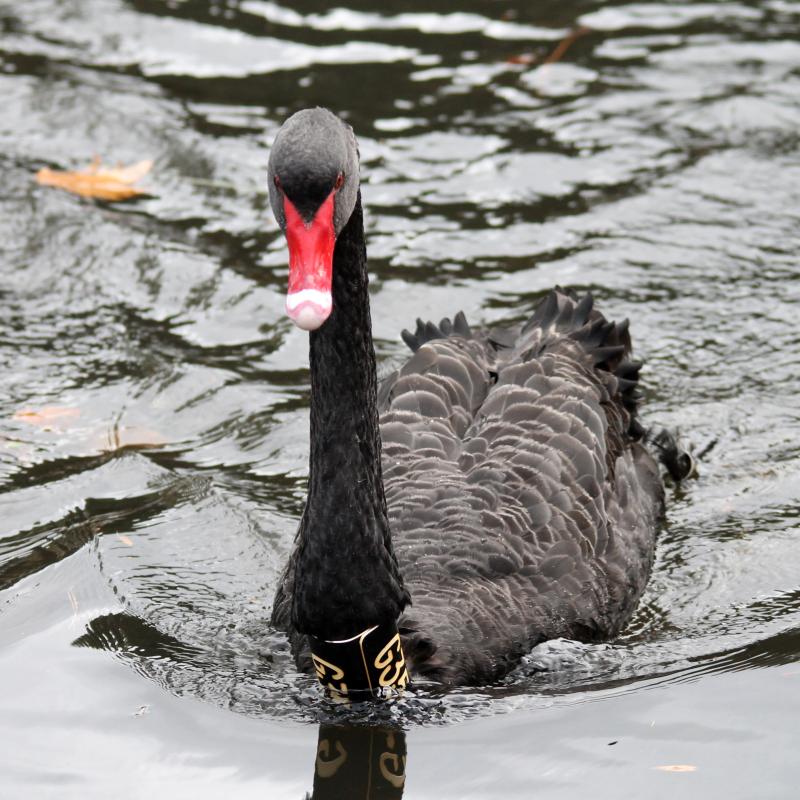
[118,535,134,547]
[36,157,153,201]
[13,407,81,429]
[506,52,538,65]
[655,765,697,773]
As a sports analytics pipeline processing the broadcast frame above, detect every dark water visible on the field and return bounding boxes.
[1,0,799,796]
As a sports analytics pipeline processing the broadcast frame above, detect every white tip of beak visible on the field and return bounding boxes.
[286,289,333,331]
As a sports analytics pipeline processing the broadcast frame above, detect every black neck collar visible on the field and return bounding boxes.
[309,621,409,701]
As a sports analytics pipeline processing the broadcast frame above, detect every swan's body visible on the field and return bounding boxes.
[268,108,672,689]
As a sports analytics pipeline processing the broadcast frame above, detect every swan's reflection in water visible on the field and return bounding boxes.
[308,724,406,800]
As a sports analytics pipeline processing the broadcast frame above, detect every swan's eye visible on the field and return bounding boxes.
[274,175,282,190]
[335,173,344,190]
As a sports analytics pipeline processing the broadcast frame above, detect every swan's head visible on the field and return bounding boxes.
[268,108,360,331]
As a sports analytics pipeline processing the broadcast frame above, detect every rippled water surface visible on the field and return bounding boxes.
[1,0,799,796]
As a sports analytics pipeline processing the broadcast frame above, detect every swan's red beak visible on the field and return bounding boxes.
[284,192,336,331]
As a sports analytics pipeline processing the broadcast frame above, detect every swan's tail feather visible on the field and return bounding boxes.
[453,310,472,338]
[521,285,595,336]
[401,311,473,352]
[522,289,559,332]
[649,429,696,481]
[519,288,649,441]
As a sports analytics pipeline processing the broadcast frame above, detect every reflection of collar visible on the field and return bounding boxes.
[309,621,409,701]
[314,724,407,799]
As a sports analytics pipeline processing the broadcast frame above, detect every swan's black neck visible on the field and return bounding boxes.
[292,193,409,646]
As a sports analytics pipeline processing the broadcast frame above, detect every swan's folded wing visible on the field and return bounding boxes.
[381,289,664,684]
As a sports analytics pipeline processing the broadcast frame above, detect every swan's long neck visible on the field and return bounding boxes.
[293,193,408,648]
[308,194,382,519]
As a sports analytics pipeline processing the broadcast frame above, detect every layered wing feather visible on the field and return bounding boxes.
[380,289,664,684]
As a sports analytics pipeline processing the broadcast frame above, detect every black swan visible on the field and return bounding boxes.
[268,108,687,698]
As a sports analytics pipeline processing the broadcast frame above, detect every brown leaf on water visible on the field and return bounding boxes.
[118,535,134,547]
[506,52,538,65]
[36,158,153,201]
[654,765,697,773]
[13,407,81,429]
[13,408,167,451]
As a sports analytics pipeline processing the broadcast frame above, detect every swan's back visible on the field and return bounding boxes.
[378,289,664,684]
